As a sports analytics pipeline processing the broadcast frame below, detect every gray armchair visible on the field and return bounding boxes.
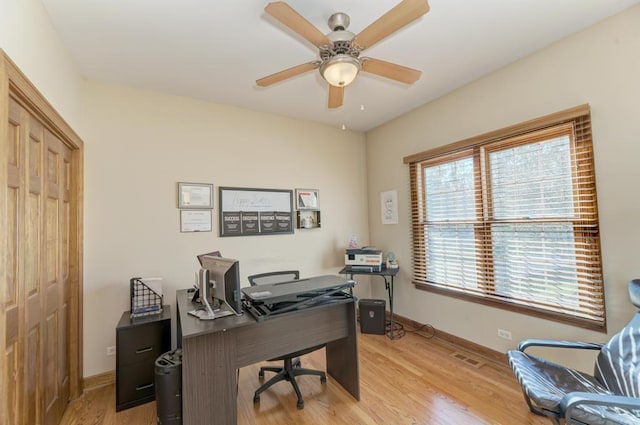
[507,279,640,424]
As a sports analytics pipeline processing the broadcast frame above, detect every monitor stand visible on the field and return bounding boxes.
[188,294,216,320]
[188,297,235,321]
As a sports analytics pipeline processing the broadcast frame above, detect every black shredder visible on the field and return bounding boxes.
[155,349,183,425]
[359,299,386,335]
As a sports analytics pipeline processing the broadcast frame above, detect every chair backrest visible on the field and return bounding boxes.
[594,279,640,396]
[630,278,640,308]
[248,270,299,286]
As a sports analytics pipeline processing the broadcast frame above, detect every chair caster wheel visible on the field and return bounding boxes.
[253,395,260,403]
[320,375,327,383]
[297,400,304,409]
[258,370,264,379]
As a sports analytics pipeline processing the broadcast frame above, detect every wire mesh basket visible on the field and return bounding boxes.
[130,277,163,318]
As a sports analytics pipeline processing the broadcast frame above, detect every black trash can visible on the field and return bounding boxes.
[359,299,386,335]
[155,348,182,425]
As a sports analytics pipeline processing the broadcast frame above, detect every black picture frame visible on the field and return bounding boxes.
[218,187,294,237]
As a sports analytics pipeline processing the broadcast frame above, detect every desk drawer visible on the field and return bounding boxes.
[117,322,168,365]
[116,361,156,407]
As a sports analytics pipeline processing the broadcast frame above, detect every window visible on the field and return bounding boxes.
[404,105,605,330]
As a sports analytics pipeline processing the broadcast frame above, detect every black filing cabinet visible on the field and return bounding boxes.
[116,306,171,411]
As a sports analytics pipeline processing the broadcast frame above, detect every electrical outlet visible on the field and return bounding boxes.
[106,346,116,356]
[497,329,512,340]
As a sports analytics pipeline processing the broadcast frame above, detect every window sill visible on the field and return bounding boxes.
[413,281,607,333]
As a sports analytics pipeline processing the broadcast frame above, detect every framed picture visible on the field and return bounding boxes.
[381,190,398,224]
[295,189,319,210]
[178,182,213,209]
[219,187,294,237]
[180,210,212,232]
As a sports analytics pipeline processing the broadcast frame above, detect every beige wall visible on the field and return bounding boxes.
[0,0,83,130]
[366,4,640,372]
[80,82,369,376]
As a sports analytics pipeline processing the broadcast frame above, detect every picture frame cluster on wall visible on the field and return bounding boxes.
[295,188,321,229]
[175,183,321,234]
[177,182,213,232]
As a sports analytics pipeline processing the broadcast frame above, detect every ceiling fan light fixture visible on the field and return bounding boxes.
[321,55,361,87]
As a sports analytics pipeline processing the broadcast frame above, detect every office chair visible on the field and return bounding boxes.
[507,279,640,424]
[247,270,327,409]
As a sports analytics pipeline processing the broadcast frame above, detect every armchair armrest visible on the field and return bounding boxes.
[518,339,603,352]
[561,391,640,421]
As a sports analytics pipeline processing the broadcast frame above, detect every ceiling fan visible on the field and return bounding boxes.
[256,0,430,109]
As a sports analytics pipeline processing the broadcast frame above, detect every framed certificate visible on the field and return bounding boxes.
[180,210,212,232]
[178,182,213,209]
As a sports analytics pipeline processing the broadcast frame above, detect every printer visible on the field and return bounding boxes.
[345,247,383,272]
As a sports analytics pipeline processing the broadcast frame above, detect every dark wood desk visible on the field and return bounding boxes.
[176,288,360,425]
[339,266,399,339]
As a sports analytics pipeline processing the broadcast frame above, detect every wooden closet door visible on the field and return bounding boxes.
[42,128,71,425]
[2,97,70,425]
[25,106,45,425]
[4,96,24,425]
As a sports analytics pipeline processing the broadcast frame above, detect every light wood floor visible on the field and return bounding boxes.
[60,329,548,425]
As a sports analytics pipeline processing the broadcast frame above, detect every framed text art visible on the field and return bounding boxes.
[178,182,213,209]
[218,187,294,237]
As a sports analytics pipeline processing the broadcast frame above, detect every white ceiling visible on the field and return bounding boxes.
[42,0,639,132]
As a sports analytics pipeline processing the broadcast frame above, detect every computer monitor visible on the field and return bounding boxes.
[199,254,243,315]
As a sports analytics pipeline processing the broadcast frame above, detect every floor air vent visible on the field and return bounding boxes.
[450,351,485,369]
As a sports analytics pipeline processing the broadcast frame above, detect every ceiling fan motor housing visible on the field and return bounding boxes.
[320,21,361,62]
[320,38,360,61]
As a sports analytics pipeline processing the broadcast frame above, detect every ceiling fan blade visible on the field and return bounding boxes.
[354,0,429,49]
[256,62,318,87]
[328,85,344,109]
[362,58,422,84]
[265,2,330,48]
